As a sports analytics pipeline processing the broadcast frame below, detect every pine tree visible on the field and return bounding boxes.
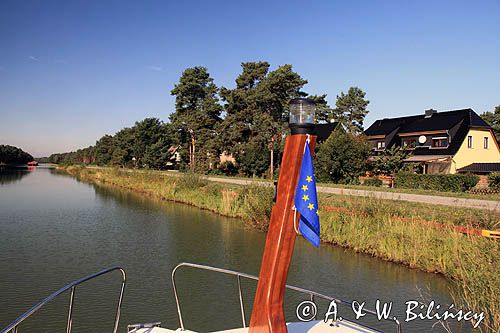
[170,67,222,171]
[334,87,370,134]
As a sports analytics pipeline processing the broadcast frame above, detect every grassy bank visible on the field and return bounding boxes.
[62,165,498,332]
[319,182,500,201]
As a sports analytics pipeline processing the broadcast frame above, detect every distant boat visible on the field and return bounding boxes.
[27,161,38,166]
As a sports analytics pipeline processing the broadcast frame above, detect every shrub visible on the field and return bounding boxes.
[394,173,479,192]
[314,127,371,183]
[238,184,274,231]
[218,161,238,176]
[371,146,409,176]
[176,172,208,190]
[488,172,500,189]
[364,178,382,187]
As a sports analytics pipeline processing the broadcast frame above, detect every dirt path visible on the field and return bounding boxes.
[204,176,500,212]
[85,167,499,212]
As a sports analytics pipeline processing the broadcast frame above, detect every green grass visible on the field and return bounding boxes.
[62,165,499,332]
[80,165,500,200]
[319,182,500,201]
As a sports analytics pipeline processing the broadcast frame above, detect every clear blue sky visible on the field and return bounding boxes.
[1,0,499,157]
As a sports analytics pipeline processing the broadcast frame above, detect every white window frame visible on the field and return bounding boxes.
[484,137,488,149]
[430,136,449,149]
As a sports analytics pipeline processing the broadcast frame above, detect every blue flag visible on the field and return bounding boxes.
[294,141,320,248]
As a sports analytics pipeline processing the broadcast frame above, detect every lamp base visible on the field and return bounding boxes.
[289,123,315,135]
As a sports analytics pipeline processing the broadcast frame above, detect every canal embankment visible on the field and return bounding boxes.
[61,165,499,332]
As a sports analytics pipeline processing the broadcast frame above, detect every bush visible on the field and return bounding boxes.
[314,127,371,183]
[394,173,479,192]
[488,172,500,189]
[364,178,382,187]
[176,172,208,190]
[238,184,274,231]
[218,161,238,176]
[371,146,409,176]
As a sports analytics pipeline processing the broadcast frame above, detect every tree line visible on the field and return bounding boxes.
[0,145,34,165]
[48,61,373,182]
[46,61,499,183]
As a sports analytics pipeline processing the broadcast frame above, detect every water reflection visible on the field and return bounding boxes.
[0,166,32,185]
[0,168,471,333]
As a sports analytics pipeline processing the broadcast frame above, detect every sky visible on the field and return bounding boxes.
[0,0,499,157]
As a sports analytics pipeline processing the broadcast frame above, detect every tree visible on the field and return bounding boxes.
[170,67,222,171]
[132,118,168,165]
[94,135,115,166]
[0,145,33,165]
[218,62,307,176]
[112,127,136,166]
[143,138,174,169]
[314,127,371,183]
[371,146,409,175]
[308,94,333,123]
[334,87,370,134]
[482,106,500,143]
[110,148,128,167]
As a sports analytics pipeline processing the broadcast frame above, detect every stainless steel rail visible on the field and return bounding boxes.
[1,266,126,333]
[172,262,402,333]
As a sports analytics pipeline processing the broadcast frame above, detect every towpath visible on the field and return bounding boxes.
[86,167,500,212]
[203,176,500,213]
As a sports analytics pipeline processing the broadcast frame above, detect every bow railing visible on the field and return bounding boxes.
[1,266,126,333]
[171,262,402,333]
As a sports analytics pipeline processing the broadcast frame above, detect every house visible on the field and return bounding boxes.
[315,122,341,143]
[364,108,500,174]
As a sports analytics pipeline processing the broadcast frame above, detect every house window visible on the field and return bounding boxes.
[467,136,473,148]
[484,137,488,149]
[377,141,385,150]
[402,138,416,149]
[431,137,448,148]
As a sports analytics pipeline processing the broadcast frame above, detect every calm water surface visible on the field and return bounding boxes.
[0,167,470,332]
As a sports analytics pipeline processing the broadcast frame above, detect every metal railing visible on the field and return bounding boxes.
[1,266,126,333]
[172,262,402,333]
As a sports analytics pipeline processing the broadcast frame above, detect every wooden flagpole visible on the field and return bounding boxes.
[249,133,317,333]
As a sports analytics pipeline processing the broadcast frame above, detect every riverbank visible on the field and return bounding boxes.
[61,165,498,332]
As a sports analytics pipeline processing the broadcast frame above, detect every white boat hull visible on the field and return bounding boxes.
[134,320,381,333]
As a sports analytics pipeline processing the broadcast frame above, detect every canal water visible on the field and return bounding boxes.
[0,167,470,332]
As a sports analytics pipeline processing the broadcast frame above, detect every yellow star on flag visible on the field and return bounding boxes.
[301,185,308,191]
[316,210,319,216]
[302,194,309,201]
[306,176,313,183]
[307,203,314,210]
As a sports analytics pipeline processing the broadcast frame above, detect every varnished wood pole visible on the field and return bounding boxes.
[249,134,317,333]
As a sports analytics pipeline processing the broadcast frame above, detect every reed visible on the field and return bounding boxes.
[62,166,499,332]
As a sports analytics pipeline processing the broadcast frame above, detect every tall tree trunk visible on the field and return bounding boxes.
[191,136,196,170]
[270,147,274,179]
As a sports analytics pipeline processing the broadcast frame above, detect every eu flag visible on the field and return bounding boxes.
[294,141,320,248]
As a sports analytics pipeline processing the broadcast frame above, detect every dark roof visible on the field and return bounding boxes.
[365,109,492,156]
[364,115,419,136]
[457,163,500,174]
[315,122,339,142]
[365,109,490,136]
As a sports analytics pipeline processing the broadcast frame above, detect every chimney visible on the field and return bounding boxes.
[425,108,437,118]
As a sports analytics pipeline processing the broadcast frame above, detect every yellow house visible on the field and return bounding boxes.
[365,108,500,174]
[452,128,500,173]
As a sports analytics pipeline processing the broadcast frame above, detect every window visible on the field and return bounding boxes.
[484,137,488,149]
[402,138,416,148]
[467,136,473,148]
[377,141,385,150]
[431,137,448,148]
